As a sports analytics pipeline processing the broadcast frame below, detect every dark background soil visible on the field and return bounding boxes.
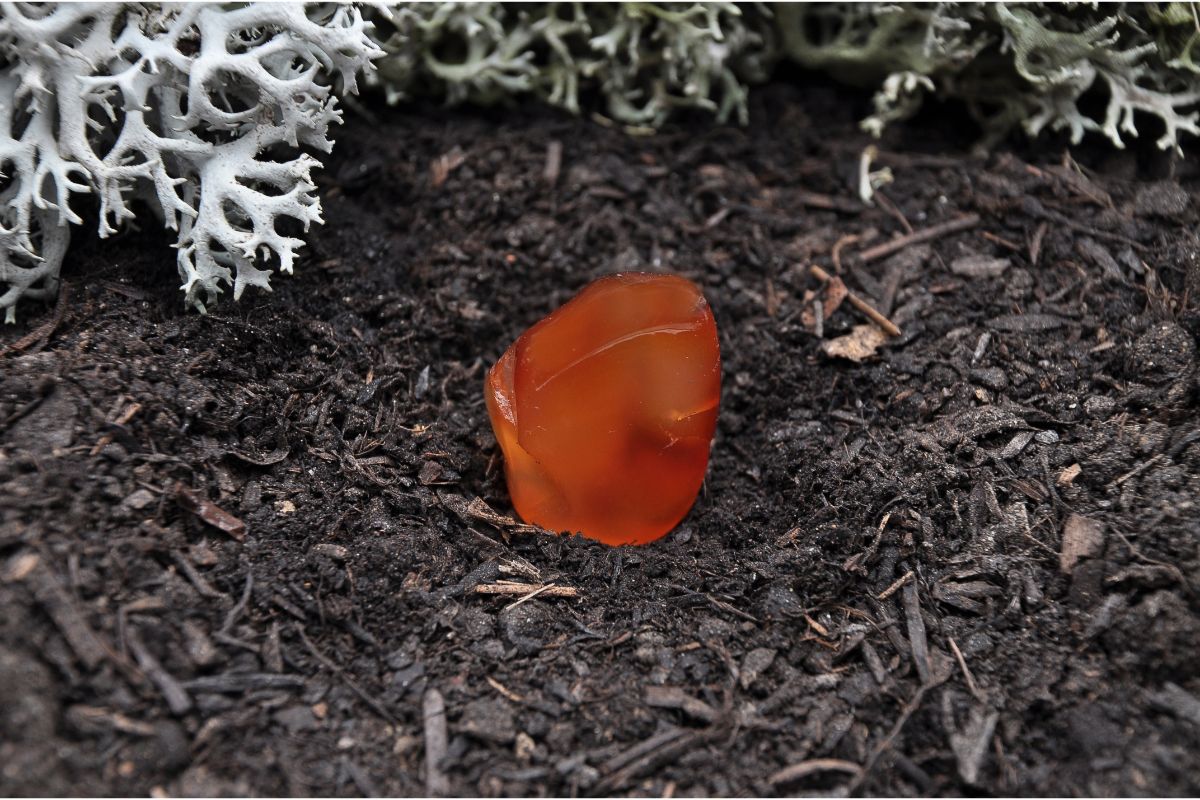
[2,82,1199,797]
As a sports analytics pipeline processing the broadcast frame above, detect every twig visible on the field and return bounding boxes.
[294,623,395,723]
[601,727,689,776]
[596,728,703,794]
[980,230,1022,252]
[422,688,450,797]
[127,627,192,715]
[804,613,831,638]
[876,570,914,601]
[504,582,561,610]
[845,677,945,795]
[67,705,157,737]
[89,401,143,456]
[486,676,524,702]
[1112,529,1191,593]
[473,582,578,599]
[768,758,863,787]
[859,214,981,263]
[810,264,902,337]
[1025,201,1145,250]
[1029,221,1048,267]
[705,592,758,623]
[220,570,254,633]
[874,190,913,234]
[831,233,861,274]
[948,637,983,702]
[0,280,69,358]
[796,190,865,214]
[1110,453,1163,487]
[170,550,228,601]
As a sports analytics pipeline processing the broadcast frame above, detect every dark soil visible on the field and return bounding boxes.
[2,82,1199,797]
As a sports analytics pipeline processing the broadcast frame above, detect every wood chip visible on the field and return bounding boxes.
[226,441,289,466]
[998,430,1035,460]
[1060,514,1104,575]
[31,568,108,670]
[1149,682,1200,728]
[950,255,1010,279]
[543,140,562,186]
[1057,463,1082,485]
[430,146,466,188]
[439,493,545,535]
[174,483,246,541]
[2,550,40,582]
[127,628,192,715]
[739,648,777,690]
[643,686,718,723]
[987,313,1067,332]
[901,579,931,685]
[422,688,450,797]
[948,705,999,785]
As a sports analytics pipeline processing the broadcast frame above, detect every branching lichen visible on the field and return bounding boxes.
[0,2,381,321]
[775,3,1200,154]
[2,3,1197,322]
[370,3,774,127]
[371,3,1199,154]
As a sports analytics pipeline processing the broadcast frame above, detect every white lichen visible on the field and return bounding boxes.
[0,2,382,321]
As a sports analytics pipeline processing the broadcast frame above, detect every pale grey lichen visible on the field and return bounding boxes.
[370,3,1199,153]
[3,3,1197,322]
[0,2,382,321]
[369,2,775,127]
[775,3,1200,154]
[993,4,1200,152]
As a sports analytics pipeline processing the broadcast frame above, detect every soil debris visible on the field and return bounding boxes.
[2,82,1198,797]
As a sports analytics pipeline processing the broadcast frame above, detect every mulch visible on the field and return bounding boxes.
[1,81,1198,796]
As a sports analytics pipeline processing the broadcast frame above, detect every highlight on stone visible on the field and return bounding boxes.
[485,272,721,545]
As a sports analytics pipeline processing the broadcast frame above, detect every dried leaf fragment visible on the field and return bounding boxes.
[821,324,888,362]
[1060,513,1104,574]
[1057,463,1082,485]
[802,274,848,329]
[175,483,246,541]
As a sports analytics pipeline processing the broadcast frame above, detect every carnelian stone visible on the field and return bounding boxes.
[485,272,720,546]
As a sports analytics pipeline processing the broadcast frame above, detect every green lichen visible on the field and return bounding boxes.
[780,2,1200,154]
[369,2,775,126]
[371,2,1200,153]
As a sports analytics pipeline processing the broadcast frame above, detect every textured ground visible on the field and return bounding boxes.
[2,82,1199,796]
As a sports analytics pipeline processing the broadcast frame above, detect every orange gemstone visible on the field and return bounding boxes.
[485,272,720,545]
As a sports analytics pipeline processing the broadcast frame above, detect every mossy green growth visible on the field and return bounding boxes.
[373,2,1200,153]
